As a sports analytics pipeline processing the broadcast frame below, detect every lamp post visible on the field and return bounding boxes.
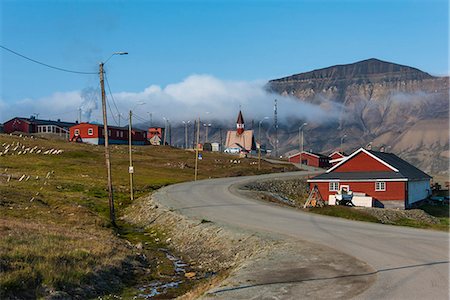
[194,117,200,181]
[147,112,153,127]
[340,134,347,153]
[182,120,191,149]
[163,117,168,145]
[299,123,307,166]
[99,51,127,226]
[128,101,145,202]
[258,117,269,170]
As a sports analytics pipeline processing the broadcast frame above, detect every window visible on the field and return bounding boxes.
[74,129,80,136]
[108,130,111,136]
[329,182,339,191]
[375,182,386,191]
[120,131,123,138]
[116,131,120,137]
[88,128,94,136]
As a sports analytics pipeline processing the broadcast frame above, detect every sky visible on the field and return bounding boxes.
[0,0,448,124]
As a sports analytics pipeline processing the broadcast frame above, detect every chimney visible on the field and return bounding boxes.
[367,143,372,150]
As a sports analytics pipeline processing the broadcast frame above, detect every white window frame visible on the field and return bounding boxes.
[108,130,111,136]
[88,128,94,136]
[375,181,386,191]
[329,182,339,191]
[74,129,80,135]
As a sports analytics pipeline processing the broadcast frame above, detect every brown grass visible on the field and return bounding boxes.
[0,134,294,298]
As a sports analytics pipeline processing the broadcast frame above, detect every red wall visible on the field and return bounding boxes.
[310,181,407,202]
[333,152,392,172]
[4,118,31,134]
[330,152,345,160]
[289,152,328,167]
[70,123,147,142]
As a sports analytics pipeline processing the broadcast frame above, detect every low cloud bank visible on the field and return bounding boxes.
[1,74,341,126]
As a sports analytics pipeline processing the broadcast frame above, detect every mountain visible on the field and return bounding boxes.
[267,58,449,177]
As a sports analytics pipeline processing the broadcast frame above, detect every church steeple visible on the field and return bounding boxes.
[236,110,245,135]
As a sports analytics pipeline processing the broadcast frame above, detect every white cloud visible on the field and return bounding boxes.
[0,74,340,126]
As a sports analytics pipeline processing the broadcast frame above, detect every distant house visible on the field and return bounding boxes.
[307,148,432,209]
[148,127,165,145]
[69,123,148,145]
[224,110,256,154]
[3,116,76,137]
[329,151,348,166]
[288,151,330,168]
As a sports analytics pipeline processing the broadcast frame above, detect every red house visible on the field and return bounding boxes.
[307,148,432,209]
[288,151,330,168]
[3,116,76,136]
[69,123,148,145]
[148,127,165,145]
[328,151,348,166]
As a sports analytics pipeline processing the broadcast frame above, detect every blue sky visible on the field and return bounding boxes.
[0,0,448,122]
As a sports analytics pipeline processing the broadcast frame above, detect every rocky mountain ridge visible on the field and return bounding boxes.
[267,58,449,177]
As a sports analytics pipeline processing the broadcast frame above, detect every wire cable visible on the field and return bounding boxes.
[0,45,98,75]
[104,73,122,118]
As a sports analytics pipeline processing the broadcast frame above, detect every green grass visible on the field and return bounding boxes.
[308,205,381,223]
[0,134,294,298]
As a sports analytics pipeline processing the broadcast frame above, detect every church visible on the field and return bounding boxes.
[224,110,256,154]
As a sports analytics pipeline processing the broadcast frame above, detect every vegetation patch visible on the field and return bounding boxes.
[0,134,292,299]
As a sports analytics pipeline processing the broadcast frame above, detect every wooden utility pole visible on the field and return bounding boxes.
[194,117,200,181]
[129,110,134,201]
[99,62,115,226]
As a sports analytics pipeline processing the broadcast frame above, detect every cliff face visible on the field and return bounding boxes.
[267,58,449,176]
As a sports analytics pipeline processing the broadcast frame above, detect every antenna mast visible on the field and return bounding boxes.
[274,99,278,157]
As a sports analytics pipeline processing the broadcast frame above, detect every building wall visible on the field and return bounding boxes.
[408,180,431,205]
[4,118,30,134]
[333,152,392,172]
[70,123,147,143]
[289,153,329,167]
[310,181,407,203]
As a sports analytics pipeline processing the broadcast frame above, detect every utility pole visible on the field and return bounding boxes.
[100,62,115,226]
[299,123,307,166]
[128,110,134,201]
[78,108,82,123]
[163,118,167,145]
[148,112,153,127]
[194,117,200,181]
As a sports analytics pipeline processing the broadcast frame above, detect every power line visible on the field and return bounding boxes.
[104,73,121,118]
[0,45,97,75]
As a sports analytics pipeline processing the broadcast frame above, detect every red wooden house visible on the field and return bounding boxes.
[4,116,76,136]
[328,151,348,166]
[288,151,330,168]
[307,148,432,209]
[69,123,148,145]
[148,127,165,145]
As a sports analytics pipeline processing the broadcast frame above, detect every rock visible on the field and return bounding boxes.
[184,272,196,279]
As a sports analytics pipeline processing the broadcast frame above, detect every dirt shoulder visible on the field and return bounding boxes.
[124,185,376,299]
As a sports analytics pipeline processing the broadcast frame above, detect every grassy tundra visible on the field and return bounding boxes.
[0,134,293,299]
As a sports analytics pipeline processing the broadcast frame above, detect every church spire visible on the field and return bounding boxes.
[236,110,245,135]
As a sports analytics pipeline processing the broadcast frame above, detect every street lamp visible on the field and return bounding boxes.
[258,117,269,170]
[299,123,307,166]
[340,134,347,153]
[182,120,191,149]
[128,101,145,202]
[99,51,128,226]
[163,117,169,145]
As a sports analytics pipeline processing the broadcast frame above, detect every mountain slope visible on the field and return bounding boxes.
[267,58,449,176]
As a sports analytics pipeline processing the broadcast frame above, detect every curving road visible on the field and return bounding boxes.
[154,171,449,299]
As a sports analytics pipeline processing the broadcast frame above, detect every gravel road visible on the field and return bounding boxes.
[154,171,449,299]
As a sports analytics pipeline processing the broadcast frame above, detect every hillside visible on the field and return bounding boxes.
[267,58,449,177]
[0,134,294,299]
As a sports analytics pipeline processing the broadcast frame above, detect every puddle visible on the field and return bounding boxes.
[133,249,187,299]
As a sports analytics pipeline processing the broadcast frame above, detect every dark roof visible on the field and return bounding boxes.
[8,117,76,127]
[309,171,407,181]
[236,110,244,124]
[368,150,431,180]
[310,149,431,181]
[304,151,329,158]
